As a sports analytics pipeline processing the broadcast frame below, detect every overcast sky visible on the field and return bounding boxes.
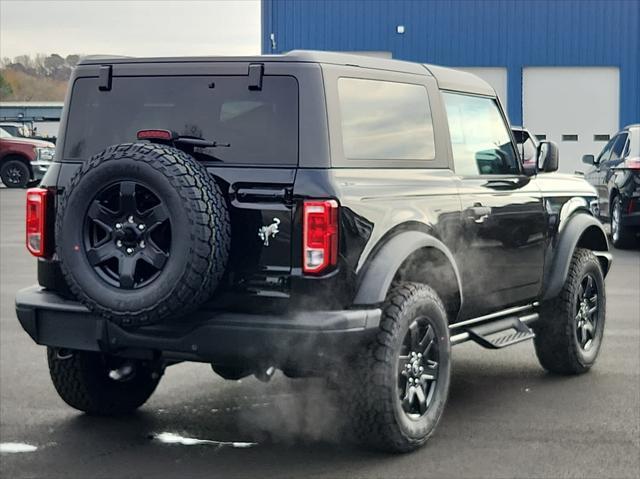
[0,0,261,59]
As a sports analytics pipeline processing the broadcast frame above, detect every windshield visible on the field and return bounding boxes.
[64,75,299,165]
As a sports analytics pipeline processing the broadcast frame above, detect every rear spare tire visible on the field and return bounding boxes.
[56,142,230,326]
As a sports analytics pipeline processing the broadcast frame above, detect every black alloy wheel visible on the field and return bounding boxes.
[533,248,606,375]
[397,317,440,419]
[84,181,171,289]
[574,273,599,351]
[347,282,451,453]
[1,160,30,188]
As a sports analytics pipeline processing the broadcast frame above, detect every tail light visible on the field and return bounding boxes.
[303,200,339,274]
[625,157,640,170]
[26,188,49,257]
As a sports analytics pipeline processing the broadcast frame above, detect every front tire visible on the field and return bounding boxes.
[47,348,161,415]
[533,248,606,375]
[348,282,451,453]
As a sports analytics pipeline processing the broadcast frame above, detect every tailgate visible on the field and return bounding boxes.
[209,167,296,296]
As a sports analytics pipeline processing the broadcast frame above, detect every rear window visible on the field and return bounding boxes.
[337,78,435,161]
[64,75,299,165]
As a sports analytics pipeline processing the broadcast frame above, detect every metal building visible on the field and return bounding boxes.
[261,0,640,173]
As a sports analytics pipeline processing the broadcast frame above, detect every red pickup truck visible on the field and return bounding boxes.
[0,128,55,188]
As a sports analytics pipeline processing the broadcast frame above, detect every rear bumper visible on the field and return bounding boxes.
[15,286,381,369]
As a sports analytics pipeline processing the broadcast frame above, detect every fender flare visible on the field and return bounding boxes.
[353,230,464,308]
[542,214,611,301]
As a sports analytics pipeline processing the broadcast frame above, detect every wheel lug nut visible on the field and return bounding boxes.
[116,240,123,247]
[128,216,134,223]
[138,224,145,231]
[417,353,422,358]
[139,240,146,248]
[126,247,134,254]
[115,223,122,229]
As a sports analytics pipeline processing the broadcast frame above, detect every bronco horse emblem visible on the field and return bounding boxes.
[258,218,281,246]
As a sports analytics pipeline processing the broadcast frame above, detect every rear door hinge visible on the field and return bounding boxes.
[98,65,112,91]
[248,63,264,91]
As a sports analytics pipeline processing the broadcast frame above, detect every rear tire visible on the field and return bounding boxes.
[47,348,161,415]
[347,282,451,453]
[611,195,637,249]
[1,159,30,188]
[533,248,606,375]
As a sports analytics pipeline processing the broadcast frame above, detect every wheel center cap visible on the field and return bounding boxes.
[411,360,421,376]
[115,225,142,246]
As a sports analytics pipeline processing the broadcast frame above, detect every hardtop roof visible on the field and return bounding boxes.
[78,50,495,96]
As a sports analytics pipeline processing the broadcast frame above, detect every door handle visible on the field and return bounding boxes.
[484,178,524,190]
[466,205,492,224]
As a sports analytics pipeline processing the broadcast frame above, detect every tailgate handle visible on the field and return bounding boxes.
[236,187,287,202]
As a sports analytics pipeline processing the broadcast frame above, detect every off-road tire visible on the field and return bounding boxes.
[56,142,230,327]
[611,195,637,249]
[1,159,30,188]
[533,248,606,375]
[47,348,161,415]
[348,282,451,453]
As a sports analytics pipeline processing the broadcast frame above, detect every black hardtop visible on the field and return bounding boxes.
[77,50,495,96]
[78,50,431,76]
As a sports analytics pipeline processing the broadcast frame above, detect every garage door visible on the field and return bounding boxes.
[523,67,619,174]
[458,67,508,112]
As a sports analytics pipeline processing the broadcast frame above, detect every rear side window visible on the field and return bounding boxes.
[608,133,628,163]
[337,78,435,161]
[64,75,298,165]
[443,92,519,176]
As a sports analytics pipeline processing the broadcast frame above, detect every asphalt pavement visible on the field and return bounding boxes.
[1,188,638,479]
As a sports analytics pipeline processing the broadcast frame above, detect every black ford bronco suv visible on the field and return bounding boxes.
[16,51,612,453]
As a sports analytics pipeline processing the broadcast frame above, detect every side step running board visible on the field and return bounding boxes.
[466,316,535,349]
[450,312,538,349]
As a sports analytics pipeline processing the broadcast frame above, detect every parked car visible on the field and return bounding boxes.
[0,128,56,188]
[0,122,32,138]
[583,124,640,248]
[15,51,611,453]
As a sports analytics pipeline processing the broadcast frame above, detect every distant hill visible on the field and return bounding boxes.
[0,54,80,101]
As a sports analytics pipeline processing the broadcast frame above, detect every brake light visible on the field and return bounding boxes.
[625,157,640,170]
[137,129,174,141]
[26,188,49,257]
[303,200,339,274]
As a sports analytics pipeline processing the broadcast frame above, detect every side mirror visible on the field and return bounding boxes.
[582,154,595,165]
[538,141,559,172]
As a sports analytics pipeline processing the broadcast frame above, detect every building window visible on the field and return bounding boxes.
[535,134,547,141]
[562,134,579,141]
[443,92,519,176]
[594,134,610,142]
[337,78,435,161]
